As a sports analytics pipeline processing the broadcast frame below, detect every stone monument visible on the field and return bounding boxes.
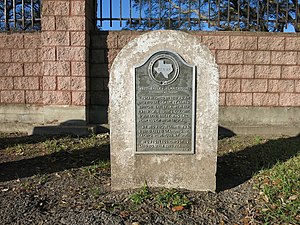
[109,31,219,191]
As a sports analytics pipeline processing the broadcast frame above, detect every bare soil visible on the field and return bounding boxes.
[0,132,299,225]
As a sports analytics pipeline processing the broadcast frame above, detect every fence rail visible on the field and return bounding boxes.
[95,0,300,32]
[0,0,41,31]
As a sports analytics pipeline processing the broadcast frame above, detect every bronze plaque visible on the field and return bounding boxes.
[135,51,196,154]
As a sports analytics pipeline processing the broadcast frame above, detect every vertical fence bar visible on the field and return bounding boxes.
[100,0,103,27]
[227,0,230,28]
[120,0,122,27]
[188,0,191,28]
[178,0,181,28]
[296,0,299,29]
[22,0,25,28]
[285,0,289,29]
[4,0,7,30]
[159,0,162,28]
[129,0,132,27]
[31,0,34,27]
[208,0,211,27]
[13,0,16,28]
[168,0,171,28]
[217,0,221,27]
[275,0,279,29]
[198,0,201,28]
[247,0,250,29]
[148,0,151,27]
[237,0,240,29]
[266,0,269,30]
[110,0,112,27]
[139,0,142,25]
[256,0,259,31]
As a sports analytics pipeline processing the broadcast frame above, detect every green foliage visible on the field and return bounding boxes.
[155,189,191,208]
[90,187,103,197]
[43,138,68,153]
[255,153,300,224]
[130,182,152,205]
[84,160,110,177]
[130,183,191,210]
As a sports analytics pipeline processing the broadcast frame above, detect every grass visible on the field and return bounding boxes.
[1,132,299,222]
[255,153,300,224]
[130,182,152,205]
[83,160,110,177]
[1,133,110,158]
[155,189,191,208]
[130,183,191,211]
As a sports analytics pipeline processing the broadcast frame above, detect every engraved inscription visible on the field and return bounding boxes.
[135,51,195,154]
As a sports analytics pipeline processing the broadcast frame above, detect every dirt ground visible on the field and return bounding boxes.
[0,132,299,225]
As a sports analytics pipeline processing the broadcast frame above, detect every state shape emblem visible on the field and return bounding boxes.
[154,60,173,79]
[148,52,179,85]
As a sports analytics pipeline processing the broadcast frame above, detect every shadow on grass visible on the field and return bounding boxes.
[217,134,300,192]
[0,134,67,150]
[0,144,110,182]
[1,132,299,192]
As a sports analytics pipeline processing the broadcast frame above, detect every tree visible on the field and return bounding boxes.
[126,0,300,32]
[0,0,41,31]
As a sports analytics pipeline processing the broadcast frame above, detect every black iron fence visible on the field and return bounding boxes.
[0,0,41,31]
[95,0,300,32]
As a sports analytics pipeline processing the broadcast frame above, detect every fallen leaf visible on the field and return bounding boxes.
[120,211,129,218]
[172,205,184,212]
[289,195,298,201]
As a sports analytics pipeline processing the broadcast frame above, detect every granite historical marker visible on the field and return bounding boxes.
[135,51,195,154]
[109,31,219,191]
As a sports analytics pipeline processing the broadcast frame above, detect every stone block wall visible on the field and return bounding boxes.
[0,0,94,133]
[91,31,300,108]
[0,2,300,134]
[91,31,300,134]
[0,33,42,105]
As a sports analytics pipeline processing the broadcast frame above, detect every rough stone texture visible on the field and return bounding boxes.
[271,52,297,65]
[253,93,279,106]
[244,51,270,64]
[268,80,295,93]
[279,93,300,106]
[285,37,300,51]
[219,79,241,92]
[258,37,285,50]
[217,50,243,64]
[281,66,300,79]
[202,35,230,49]
[241,79,268,92]
[109,31,218,191]
[226,93,252,106]
[254,65,281,79]
[296,80,300,93]
[230,36,257,50]
[227,65,254,78]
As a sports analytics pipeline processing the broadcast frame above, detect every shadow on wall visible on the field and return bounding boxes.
[89,31,110,124]
[217,133,300,192]
[32,120,109,136]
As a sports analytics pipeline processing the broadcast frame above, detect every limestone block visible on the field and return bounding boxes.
[109,30,219,191]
